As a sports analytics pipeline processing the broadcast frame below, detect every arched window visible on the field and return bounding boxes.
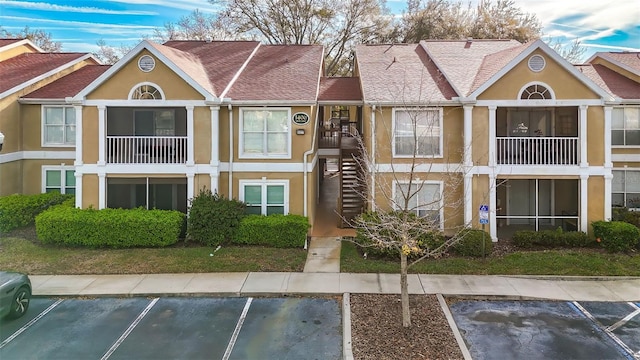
[130,83,163,100]
[520,83,553,100]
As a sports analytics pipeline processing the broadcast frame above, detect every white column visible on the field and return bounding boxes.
[98,172,106,209]
[603,106,612,168]
[580,174,588,232]
[489,173,497,242]
[463,105,474,226]
[579,105,588,167]
[97,105,106,166]
[187,173,195,206]
[488,105,497,167]
[210,106,220,193]
[604,172,613,221]
[75,172,82,208]
[74,105,83,166]
[186,105,195,166]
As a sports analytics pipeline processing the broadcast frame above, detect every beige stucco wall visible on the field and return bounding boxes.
[82,174,99,208]
[20,159,75,195]
[0,43,38,62]
[193,106,211,164]
[82,106,99,164]
[588,176,605,234]
[0,162,22,195]
[471,107,490,166]
[479,50,600,100]
[87,50,204,101]
[587,106,605,166]
[0,96,22,154]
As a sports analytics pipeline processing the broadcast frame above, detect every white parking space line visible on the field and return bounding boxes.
[607,308,640,332]
[100,297,159,360]
[572,301,638,360]
[0,299,64,349]
[222,297,253,360]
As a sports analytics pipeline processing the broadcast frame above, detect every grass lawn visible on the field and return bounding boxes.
[0,236,307,275]
[340,241,640,276]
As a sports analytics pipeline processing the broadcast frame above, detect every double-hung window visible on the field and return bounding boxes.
[393,108,442,157]
[612,170,640,209]
[43,166,75,194]
[43,106,75,146]
[612,107,640,146]
[393,181,442,226]
[240,108,291,158]
[240,179,288,215]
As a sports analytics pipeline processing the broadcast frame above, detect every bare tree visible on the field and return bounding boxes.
[93,39,133,65]
[399,0,541,43]
[547,37,587,64]
[210,0,392,75]
[0,26,62,52]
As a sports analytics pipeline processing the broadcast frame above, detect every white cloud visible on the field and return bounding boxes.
[581,43,640,52]
[104,0,222,13]
[3,0,158,15]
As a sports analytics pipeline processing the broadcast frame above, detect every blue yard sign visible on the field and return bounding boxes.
[479,204,489,224]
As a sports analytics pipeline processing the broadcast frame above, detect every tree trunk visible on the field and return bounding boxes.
[400,251,411,327]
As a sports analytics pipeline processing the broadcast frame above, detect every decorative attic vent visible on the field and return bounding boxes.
[520,84,552,100]
[528,54,545,72]
[138,55,156,72]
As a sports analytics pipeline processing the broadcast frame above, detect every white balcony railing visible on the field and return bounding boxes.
[496,137,579,165]
[107,136,188,164]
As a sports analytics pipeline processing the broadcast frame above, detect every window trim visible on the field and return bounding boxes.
[128,81,165,100]
[392,180,444,230]
[612,168,640,210]
[517,81,555,100]
[392,107,443,159]
[41,105,76,147]
[239,107,292,159]
[611,107,640,147]
[239,178,289,215]
[42,165,75,194]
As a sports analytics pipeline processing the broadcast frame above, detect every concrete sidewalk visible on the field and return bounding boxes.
[29,273,640,301]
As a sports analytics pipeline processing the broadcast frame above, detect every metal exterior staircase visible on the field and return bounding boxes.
[339,148,366,227]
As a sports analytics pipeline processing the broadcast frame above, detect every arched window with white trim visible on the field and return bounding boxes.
[519,82,554,100]
[129,82,164,100]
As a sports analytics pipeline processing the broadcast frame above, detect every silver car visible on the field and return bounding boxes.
[0,271,31,320]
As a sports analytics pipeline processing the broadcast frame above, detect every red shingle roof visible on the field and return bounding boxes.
[0,38,24,48]
[576,64,640,100]
[590,52,640,75]
[226,44,323,101]
[420,39,523,97]
[0,52,88,94]
[318,77,362,102]
[163,40,261,98]
[355,43,457,103]
[470,42,531,94]
[23,65,110,99]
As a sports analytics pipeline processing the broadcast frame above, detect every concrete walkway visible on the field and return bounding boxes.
[29,273,640,301]
[303,237,342,272]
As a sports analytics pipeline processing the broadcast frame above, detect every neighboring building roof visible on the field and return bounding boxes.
[22,65,110,99]
[318,77,362,102]
[420,39,523,97]
[0,38,44,54]
[0,38,24,47]
[0,52,93,97]
[576,64,640,100]
[163,40,260,99]
[587,52,640,76]
[355,43,457,104]
[226,44,323,102]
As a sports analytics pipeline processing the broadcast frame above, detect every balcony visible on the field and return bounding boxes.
[496,137,579,165]
[107,136,187,164]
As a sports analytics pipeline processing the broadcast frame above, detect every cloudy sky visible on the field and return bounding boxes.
[1,0,638,62]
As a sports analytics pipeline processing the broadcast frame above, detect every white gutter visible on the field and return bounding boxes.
[228,104,234,197]
[370,104,376,211]
[303,105,320,217]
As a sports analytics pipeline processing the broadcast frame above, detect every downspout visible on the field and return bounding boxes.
[370,104,376,211]
[303,105,320,250]
[228,104,233,197]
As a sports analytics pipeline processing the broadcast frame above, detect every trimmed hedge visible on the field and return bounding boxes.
[233,214,310,248]
[36,207,184,248]
[512,228,591,248]
[453,229,493,257]
[354,211,445,258]
[187,189,245,246]
[592,221,639,253]
[612,207,640,228]
[0,192,73,232]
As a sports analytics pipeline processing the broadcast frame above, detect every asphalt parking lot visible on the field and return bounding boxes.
[450,300,640,360]
[0,296,342,360]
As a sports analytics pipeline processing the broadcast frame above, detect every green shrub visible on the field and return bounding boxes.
[353,211,445,259]
[187,189,245,246]
[233,214,310,248]
[36,207,183,248]
[512,230,537,248]
[0,193,73,232]
[592,221,640,253]
[512,229,591,248]
[612,207,640,228]
[452,229,493,257]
